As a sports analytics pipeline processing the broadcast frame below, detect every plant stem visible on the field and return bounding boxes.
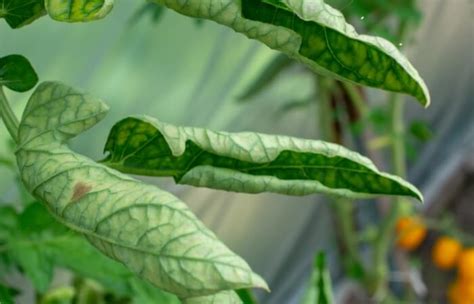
[371,93,406,295]
[316,76,364,278]
[340,82,368,118]
[370,16,413,297]
[0,86,19,143]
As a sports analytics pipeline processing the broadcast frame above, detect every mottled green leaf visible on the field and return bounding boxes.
[153,0,430,106]
[0,0,45,28]
[301,252,334,304]
[103,116,422,200]
[45,0,113,22]
[182,290,242,304]
[15,82,267,299]
[0,55,38,92]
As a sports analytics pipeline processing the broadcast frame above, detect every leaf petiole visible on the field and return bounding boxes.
[0,86,19,143]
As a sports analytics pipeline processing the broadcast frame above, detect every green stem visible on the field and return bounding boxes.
[371,94,406,295]
[0,86,19,143]
[316,76,364,278]
[340,82,368,118]
[370,17,413,297]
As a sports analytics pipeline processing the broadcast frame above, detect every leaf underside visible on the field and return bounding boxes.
[15,82,267,299]
[103,116,422,201]
[154,0,430,106]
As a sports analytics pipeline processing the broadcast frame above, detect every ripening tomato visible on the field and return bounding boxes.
[395,216,427,251]
[448,279,474,304]
[458,248,474,280]
[432,236,462,269]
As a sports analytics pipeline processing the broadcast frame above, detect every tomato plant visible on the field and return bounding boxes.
[0,0,437,303]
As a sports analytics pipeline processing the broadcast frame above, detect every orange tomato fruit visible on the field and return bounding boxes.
[432,236,463,269]
[448,279,474,304]
[458,248,474,280]
[395,216,427,251]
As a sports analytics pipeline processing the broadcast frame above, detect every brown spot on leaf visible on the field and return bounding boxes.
[71,182,92,203]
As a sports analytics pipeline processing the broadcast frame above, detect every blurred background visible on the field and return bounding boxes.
[1,0,473,303]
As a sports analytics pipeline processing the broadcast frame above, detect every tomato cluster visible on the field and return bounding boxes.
[395,216,474,304]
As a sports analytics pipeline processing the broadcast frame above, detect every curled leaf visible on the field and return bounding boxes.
[103,116,422,201]
[154,0,430,106]
[15,82,267,299]
[45,0,114,22]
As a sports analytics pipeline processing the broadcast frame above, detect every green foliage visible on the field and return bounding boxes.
[0,283,16,304]
[0,0,45,28]
[0,201,180,303]
[103,116,422,200]
[45,0,114,22]
[235,289,258,304]
[181,290,242,304]
[153,0,429,105]
[0,55,38,92]
[301,252,334,304]
[409,120,433,142]
[0,0,432,302]
[15,81,267,300]
[129,2,165,26]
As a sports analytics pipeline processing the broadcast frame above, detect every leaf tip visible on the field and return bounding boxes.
[252,273,270,292]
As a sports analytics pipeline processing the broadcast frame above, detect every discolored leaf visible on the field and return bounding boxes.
[0,55,38,92]
[15,82,267,299]
[153,0,430,106]
[45,0,114,22]
[103,116,422,200]
[0,0,45,28]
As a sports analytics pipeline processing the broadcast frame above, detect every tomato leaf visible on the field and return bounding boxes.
[0,55,38,92]
[236,288,258,304]
[301,252,334,304]
[45,0,114,22]
[153,0,430,106]
[182,291,242,304]
[15,81,268,299]
[0,0,45,28]
[0,283,16,304]
[102,116,422,201]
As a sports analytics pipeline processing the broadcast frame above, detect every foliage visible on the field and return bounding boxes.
[0,0,432,303]
[301,253,334,304]
[103,116,421,199]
